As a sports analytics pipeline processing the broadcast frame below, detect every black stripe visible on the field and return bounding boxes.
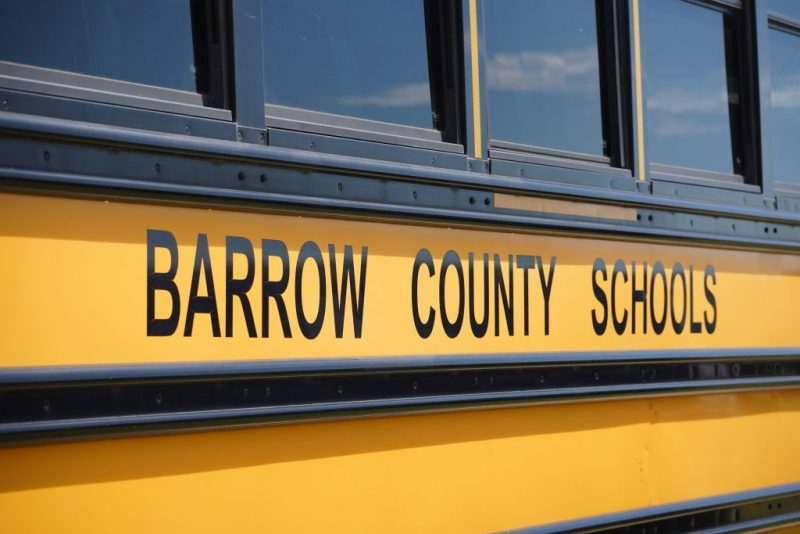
[1,348,799,445]
[515,483,800,533]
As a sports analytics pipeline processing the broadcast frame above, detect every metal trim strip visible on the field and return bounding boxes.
[2,111,797,225]
[516,483,800,533]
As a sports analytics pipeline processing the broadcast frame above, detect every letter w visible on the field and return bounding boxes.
[328,245,368,338]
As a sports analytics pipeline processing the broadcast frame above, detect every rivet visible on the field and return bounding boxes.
[42,150,50,161]
[184,126,191,135]
[260,174,268,183]
[238,172,246,181]
[155,392,163,404]
[469,196,476,205]
[647,214,654,222]
[519,168,525,177]
[241,387,249,398]
[484,198,490,206]
[594,372,600,381]
[337,384,344,395]
[42,399,51,413]
[259,132,265,143]
[154,163,161,173]
[337,182,343,192]
[237,130,244,141]
[411,380,419,391]
[412,190,418,200]
[431,156,437,166]
[483,161,489,170]
[473,377,480,386]
[468,161,473,170]
[309,142,316,150]
[264,385,271,398]
[1,100,8,111]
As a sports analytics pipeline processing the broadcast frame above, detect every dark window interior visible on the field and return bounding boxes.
[0,0,214,96]
[643,0,747,179]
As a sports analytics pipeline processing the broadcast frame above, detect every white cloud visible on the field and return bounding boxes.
[338,82,430,108]
[647,90,727,114]
[486,47,599,93]
[649,115,726,138]
[771,79,800,110]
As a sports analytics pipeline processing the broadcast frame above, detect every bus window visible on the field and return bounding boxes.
[0,0,229,117]
[264,0,432,129]
[767,18,800,188]
[485,0,607,158]
[483,0,630,173]
[643,0,750,184]
[262,0,463,149]
[0,0,211,95]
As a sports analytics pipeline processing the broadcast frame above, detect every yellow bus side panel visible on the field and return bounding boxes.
[0,391,798,533]
[0,192,798,367]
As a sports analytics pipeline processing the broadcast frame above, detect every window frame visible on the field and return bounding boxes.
[261,0,465,155]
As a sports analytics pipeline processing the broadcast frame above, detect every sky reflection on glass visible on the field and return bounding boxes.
[263,0,434,129]
[0,0,205,93]
[485,0,605,156]
[768,0,800,22]
[644,0,740,175]
[769,27,800,185]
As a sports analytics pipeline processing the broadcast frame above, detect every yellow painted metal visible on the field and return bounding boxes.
[1,192,800,366]
[469,0,482,158]
[0,390,799,533]
[632,0,647,180]
[494,192,638,221]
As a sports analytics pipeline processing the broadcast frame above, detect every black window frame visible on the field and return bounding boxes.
[764,9,800,195]
[643,0,762,193]
[261,0,466,155]
[484,0,634,178]
[0,0,233,122]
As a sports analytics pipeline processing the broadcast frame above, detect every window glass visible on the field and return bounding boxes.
[643,0,743,175]
[485,0,606,156]
[0,0,209,94]
[263,0,435,130]
[769,27,800,185]
[768,0,800,21]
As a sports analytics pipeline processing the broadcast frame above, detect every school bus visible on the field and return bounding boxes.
[1,0,800,532]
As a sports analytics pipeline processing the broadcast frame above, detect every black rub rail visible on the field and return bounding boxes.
[1,348,799,446]
[515,482,800,533]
